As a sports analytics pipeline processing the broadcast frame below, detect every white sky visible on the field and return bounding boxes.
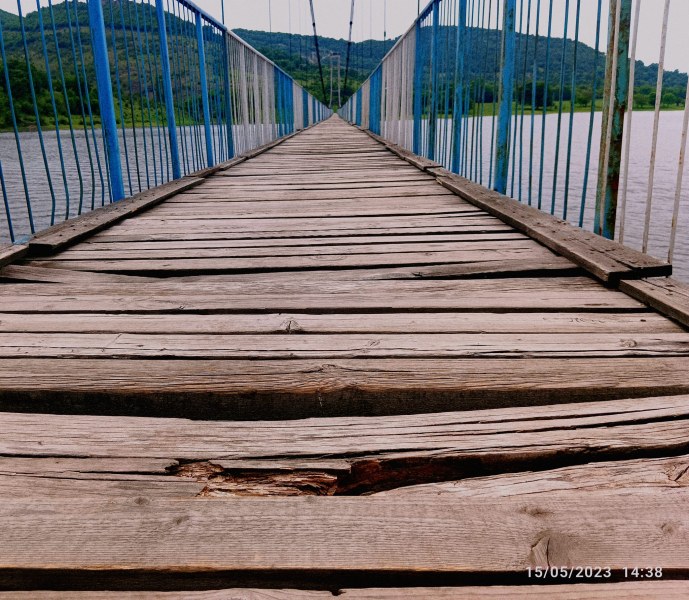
[0,0,687,72]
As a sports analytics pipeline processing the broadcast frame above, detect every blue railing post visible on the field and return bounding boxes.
[428,0,440,161]
[594,0,631,239]
[451,0,467,174]
[356,88,362,126]
[412,19,423,155]
[196,12,214,168]
[155,0,181,179]
[493,0,517,194]
[87,0,124,201]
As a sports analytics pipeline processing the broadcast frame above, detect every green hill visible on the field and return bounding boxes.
[235,27,688,110]
[0,2,686,133]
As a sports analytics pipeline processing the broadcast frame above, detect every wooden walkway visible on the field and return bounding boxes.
[0,116,688,597]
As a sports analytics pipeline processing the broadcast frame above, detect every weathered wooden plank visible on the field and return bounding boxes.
[76,232,526,250]
[27,178,205,255]
[87,224,515,242]
[178,186,454,201]
[3,394,687,459]
[1,332,688,359]
[0,244,28,270]
[26,249,581,274]
[620,278,689,329]
[0,278,644,312]
[1,394,689,495]
[344,583,689,599]
[0,358,688,419]
[382,454,689,497]
[3,582,688,598]
[49,240,545,261]
[0,264,155,284]
[432,170,671,282]
[0,310,671,334]
[0,492,687,589]
[99,214,503,235]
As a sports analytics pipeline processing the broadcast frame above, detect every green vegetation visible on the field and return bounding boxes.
[0,3,686,133]
[238,27,688,111]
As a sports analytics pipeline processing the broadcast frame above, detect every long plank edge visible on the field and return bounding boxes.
[431,169,671,283]
[620,277,689,328]
[26,177,205,255]
[0,493,687,589]
[2,582,688,598]
[350,123,671,283]
[0,244,28,269]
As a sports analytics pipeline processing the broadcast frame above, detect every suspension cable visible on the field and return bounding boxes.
[343,0,355,94]
[308,0,328,103]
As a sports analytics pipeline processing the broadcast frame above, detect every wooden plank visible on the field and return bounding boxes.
[431,170,671,282]
[2,393,687,459]
[98,214,504,235]
[344,583,689,599]
[0,492,687,589]
[29,249,574,274]
[1,393,688,470]
[0,277,645,312]
[0,264,155,284]
[26,178,205,255]
[75,232,527,249]
[49,240,546,260]
[0,358,688,419]
[620,278,689,329]
[3,582,688,598]
[0,311,674,334]
[2,331,688,359]
[383,454,689,498]
[87,224,515,242]
[0,244,28,270]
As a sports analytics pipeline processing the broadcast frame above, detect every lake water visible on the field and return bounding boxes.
[2,112,689,282]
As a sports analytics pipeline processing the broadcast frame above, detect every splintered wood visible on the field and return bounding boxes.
[0,116,687,597]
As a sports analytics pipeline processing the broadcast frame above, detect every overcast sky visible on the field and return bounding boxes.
[0,0,687,72]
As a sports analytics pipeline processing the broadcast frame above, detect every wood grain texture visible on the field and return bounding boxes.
[27,178,205,255]
[4,582,689,598]
[2,394,689,460]
[0,311,675,334]
[432,169,671,282]
[0,244,28,269]
[1,115,685,594]
[0,493,687,588]
[620,277,689,328]
[4,358,689,419]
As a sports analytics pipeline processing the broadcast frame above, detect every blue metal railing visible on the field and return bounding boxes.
[339,0,689,280]
[0,0,330,243]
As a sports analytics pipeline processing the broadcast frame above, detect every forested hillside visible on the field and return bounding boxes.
[0,1,686,132]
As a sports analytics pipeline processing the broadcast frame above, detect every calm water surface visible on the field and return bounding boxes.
[2,113,689,281]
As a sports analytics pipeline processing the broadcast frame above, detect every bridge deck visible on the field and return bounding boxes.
[0,117,688,596]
